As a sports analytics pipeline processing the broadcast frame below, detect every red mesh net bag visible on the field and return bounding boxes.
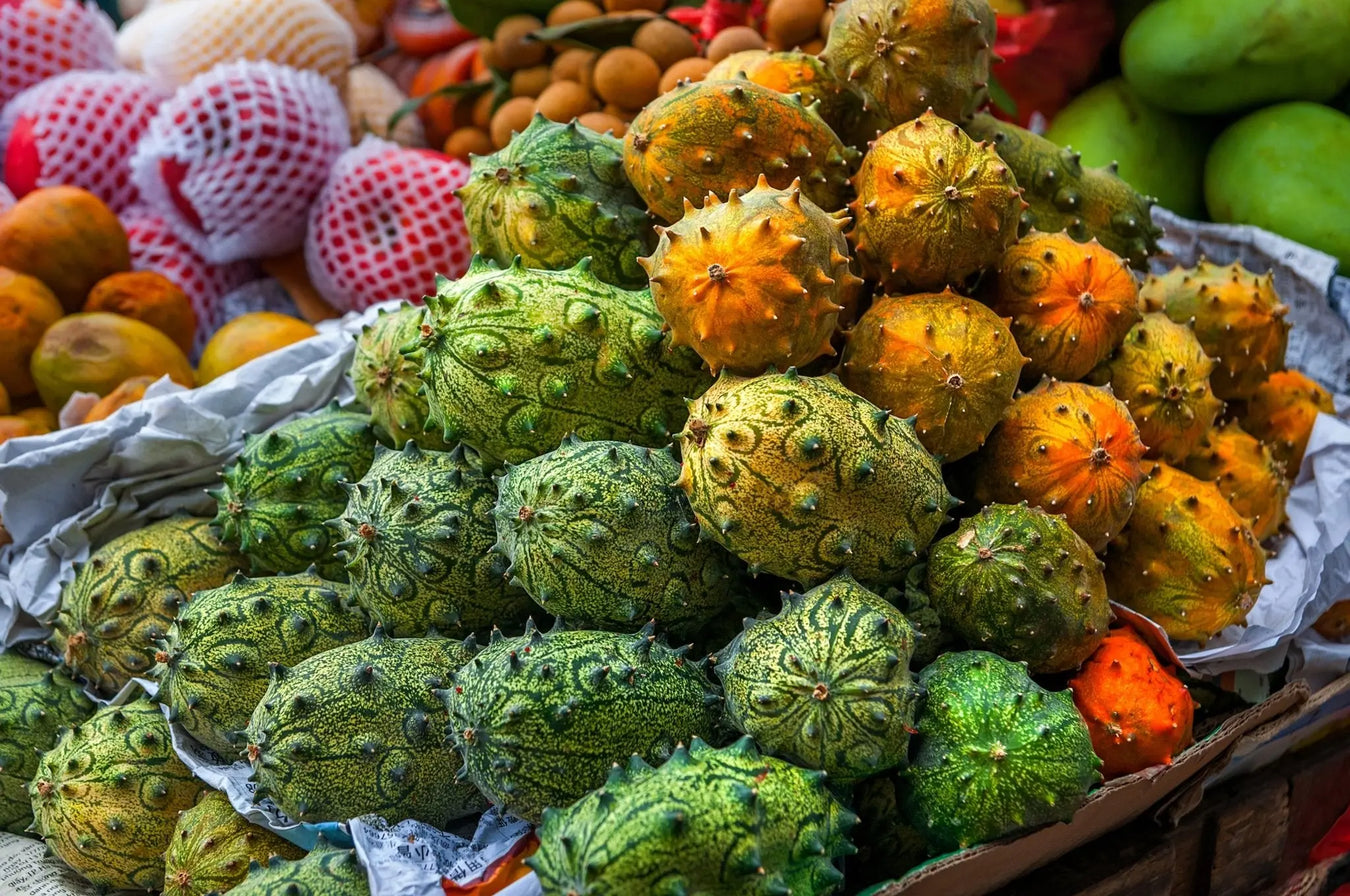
[1,70,169,212]
[130,59,350,265]
[305,136,473,314]
[1,0,118,108]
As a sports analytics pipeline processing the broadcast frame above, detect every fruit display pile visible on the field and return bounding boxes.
[0,0,1345,894]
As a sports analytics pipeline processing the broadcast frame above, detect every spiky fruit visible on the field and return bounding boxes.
[881,562,955,668]
[333,442,531,637]
[210,404,377,579]
[29,698,210,891]
[965,114,1163,268]
[443,621,723,823]
[230,836,370,896]
[350,303,452,451]
[1105,463,1268,643]
[415,257,711,466]
[1239,370,1336,476]
[820,0,997,125]
[639,175,862,375]
[902,651,1101,852]
[992,231,1142,382]
[927,503,1109,674]
[493,437,742,637]
[623,78,856,223]
[457,115,654,289]
[850,110,1023,292]
[51,515,246,697]
[839,288,1025,461]
[0,656,96,834]
[528,737,857,896]
[162,790,305,896]
[245,630,486,825]
[851,774,930,886]
[1183,421,1288,541]
[153,571,369,757]
[715,573,921,783]
[1069,627,1196,779]
[676,370,952,586]
[1140,259,1290,400]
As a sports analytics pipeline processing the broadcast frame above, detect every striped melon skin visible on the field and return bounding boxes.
[230,837,370,896]
[162,790,305,896]
[350,304,453,452]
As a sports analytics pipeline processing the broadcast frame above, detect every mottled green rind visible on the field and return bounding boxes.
[245,633,485,826]
[29,698,209,891]
[716,573,919,783]
[230,838,370,896]
[528,737,857,896]
[0,660,95,834]
[162,790,305,896]
[903,651,1100,853]
[494,437,743,637]
[51,516,246,697]
[154,571,369,757]
[351,304,453,452]
[415,257,711,466]
[881,562,952,669]
[444,623,723,823]
[334,442,531,637]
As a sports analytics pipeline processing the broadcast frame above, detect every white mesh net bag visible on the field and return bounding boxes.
[345,63,425,148]
[130,59,351,265]
[1,0,118,108]
[305,135,472,313]
[1,71,169,212]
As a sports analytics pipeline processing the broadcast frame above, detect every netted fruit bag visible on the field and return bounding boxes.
[1,0,118,107]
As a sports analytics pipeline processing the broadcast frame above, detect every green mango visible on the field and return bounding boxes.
[1045,78,1211,219]
[1205,102,1350,267]
[1121,0,1350,114]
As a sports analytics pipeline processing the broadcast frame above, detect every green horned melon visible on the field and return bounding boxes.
[230,836,370,896]
[414,257,712,466]
[162,790,305,896]
[715,573,922,783]
[350,303,453,452]
[492,437,744,637]
[154,571,370,757]
[333,442,532,637]
[528,737,858,896]
[51,515,246,697]
[443,620,723,823]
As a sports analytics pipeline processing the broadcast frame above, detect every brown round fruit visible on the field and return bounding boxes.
[552,48,597,85]
[83,270,197,356]
[534,79,599,121]
[490,95,538,147]
[577,111,628,136]
[799,37,824,54]
[819,6,834,38]
[478,37,503,70]
[511,64,552,97]
[547,0,603,26]
[472,90,495,129]
[765,0,826,49]
[0,266,64,399]
[444,127,496,160]
[705,25,767,63]
[658,56,713,93]
[632,18,698,70]
[0,186,131,313]
[593,47,661,110]
[604,0,663,9]
[492,15,547,72]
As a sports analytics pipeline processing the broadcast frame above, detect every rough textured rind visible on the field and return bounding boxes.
[928,503,1109,673]
[493,438,742,637]
[1104,462,1268,643]
[715,573,921,783]
[162,790,305,896]
[229,837,371,896]
[334,442,531,637]
[415,257,711,466]
[881,563,953,669]
[903,651,1100,853]
[51,515,246,697]
[443,621,723,823]
[528,737,857,896]
[245,631,486,826]
[851,774,931,887]
[1182,421,1289,542]
[350,303,452,451]
[154,571,369,757]
[29,698,210,891]
[1238,370,1335,476]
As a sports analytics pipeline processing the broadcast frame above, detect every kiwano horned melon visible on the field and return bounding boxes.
[51,515,246,697]
[1105,462,1268,643]
[493,437,743,637]
[1140,259,1290,401]
[457,115,654,289]
[623,77,856,223]
[349,303,450,451]
[640,175,862,376]
[211,403,377,580]
[84,270,197,356]
[29,697,210,891]
[903,651,1101,853]
[154,571,369,757]
[993,230,1142,383]
[334,442,532,637]
[1069,627,1196,779]
[162,790,305,896]
[415,257,710,465]
[30,312,195,412]
[0,265,64,399]
[230,836,370,896]
[196,312,319,386]
[443,621,723,823]
[0,185,131,312]
[715,573,921,783]
[528,737,858,896]
[839,288,1026,462]
[1239,369,1335,476]
[1183,421,1289,542]
[974,379,1147,551]
[850,109,1023,292]
[677,370,953,587]
[0,656,96,834]
[927,503,1109,674]
[965,114,1164,268]
[245,630,486,826]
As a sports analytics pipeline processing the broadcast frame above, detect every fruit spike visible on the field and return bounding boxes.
[1182,421,1289,542]
[1239,370,1336,476]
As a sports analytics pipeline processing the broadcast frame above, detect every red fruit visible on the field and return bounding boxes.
[409,40,483,146]
[1,0,117,108]
[387,0,474,56]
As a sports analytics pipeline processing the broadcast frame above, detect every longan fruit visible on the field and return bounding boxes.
[820,6,835,38]
[535,80,599,121]
[551,48,597,84]
[444,127,495,160]
[493,15,547,72]
[632,18,698,70]
[478,37,503,70]
[490,95,537,147]
[799,37,825,54]
[765,0,826,49]
[577,111,628,137]
[604,0,663,10]
[658,56,713,93]
[705,26,767,63]
[547,0,602,26]
[593,46,661,110]
[472,90,495,130]
[510,64,552,97]
[602,102,637,123]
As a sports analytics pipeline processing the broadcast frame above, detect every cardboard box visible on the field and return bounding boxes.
[1209,672,1350,787]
